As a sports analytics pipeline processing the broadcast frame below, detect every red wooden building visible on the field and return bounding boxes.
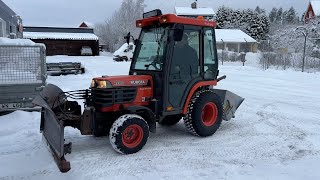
[304,1,320,22]
[23,26,99,56]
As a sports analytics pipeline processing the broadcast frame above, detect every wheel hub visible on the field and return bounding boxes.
[122,125,143,148]
[201,102,218,127]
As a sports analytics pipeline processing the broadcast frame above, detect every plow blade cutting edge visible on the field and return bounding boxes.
[212,89,244,121]
[32,84,72,173]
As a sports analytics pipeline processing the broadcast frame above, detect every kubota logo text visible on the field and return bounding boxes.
[130,80,146,85]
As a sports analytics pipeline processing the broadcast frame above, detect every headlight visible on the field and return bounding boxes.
[90,80,95,88]
[98,81,107,88]
[91,80,112,88]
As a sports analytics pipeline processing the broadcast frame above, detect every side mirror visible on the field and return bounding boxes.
[124,32,131,45]
[173,24,184,41]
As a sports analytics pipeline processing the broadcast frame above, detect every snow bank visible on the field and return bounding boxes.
[0,37,36,46]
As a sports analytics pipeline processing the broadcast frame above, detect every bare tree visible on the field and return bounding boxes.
[95,0,144,52]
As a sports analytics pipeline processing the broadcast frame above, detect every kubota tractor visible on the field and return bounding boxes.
[33,9,244,173]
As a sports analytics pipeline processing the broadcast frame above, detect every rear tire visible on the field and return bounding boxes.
[184,90,223,137]
[109,114,149,154]
[158,115,182,126]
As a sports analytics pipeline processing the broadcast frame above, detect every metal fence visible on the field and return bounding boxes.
[0,45,46,84]
[260,52,320,71]
[217,50,246,65]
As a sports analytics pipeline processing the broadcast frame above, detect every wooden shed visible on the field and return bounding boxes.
[23,26,99,56]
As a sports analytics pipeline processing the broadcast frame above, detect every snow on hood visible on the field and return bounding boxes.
[0,38,36,46]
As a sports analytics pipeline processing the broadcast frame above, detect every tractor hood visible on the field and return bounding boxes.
[91,75,153,88]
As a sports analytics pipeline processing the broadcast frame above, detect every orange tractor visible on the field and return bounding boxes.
[33,9,244,172]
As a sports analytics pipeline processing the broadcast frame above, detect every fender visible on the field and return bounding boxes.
[182,80,217,114]
[125,106,156,133]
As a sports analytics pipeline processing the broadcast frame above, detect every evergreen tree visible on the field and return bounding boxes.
[286,7,297,24]
[282,10,288,24]
[255,6,266,14]
[216,6,270,40]
[276,8,283,23]
[269,8,278,23]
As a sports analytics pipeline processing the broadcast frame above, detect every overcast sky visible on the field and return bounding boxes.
[3,0,310,27]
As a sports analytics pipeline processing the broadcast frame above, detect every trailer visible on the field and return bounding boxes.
[0,38,46,114]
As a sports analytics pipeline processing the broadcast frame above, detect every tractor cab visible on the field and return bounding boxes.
[128,9,219,116]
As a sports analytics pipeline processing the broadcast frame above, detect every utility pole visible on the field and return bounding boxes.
[295,26,308,72]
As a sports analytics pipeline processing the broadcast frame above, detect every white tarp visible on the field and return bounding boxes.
[23,32,99,41]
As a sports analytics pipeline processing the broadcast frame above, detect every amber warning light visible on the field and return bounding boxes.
[143,9,162,18]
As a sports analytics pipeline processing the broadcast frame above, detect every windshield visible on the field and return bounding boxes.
[132,27,169,71]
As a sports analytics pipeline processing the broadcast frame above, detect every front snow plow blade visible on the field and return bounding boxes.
[32,84,83,173]
[212,89,244,121]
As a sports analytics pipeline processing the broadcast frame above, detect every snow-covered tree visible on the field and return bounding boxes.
[269,8,278,23]
[95,0,144,52]
[216,6,270,40]
[284,7,297,24]
[255,6,266,14]
[276,8,283,23]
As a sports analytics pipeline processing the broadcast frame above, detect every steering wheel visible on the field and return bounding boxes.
[146,56,163,70]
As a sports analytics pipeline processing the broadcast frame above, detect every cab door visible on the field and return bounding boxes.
[165,26,202,113]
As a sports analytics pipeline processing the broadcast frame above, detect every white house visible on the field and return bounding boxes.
[215,29,258,53]
[175,1,215,20]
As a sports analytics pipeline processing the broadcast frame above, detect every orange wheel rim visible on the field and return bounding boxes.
[201,102,218,127]
[122,124,144,148]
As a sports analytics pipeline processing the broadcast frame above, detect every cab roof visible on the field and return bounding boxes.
[136,14,216,28]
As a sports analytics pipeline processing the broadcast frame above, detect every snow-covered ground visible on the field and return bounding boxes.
[1,54,320,180]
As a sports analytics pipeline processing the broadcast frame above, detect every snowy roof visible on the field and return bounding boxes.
[215,29,257,43]
[311,1,320,16]
[23,32,98,41]
[175,7,215,16]
[80,21,95,28]
[0,37,36,46]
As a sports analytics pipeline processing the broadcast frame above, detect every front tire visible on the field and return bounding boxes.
[109,114,149,154]
[184,90,223,137]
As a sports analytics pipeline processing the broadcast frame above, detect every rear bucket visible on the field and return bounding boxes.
[32,84,71,173]
[211,89,244,121]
